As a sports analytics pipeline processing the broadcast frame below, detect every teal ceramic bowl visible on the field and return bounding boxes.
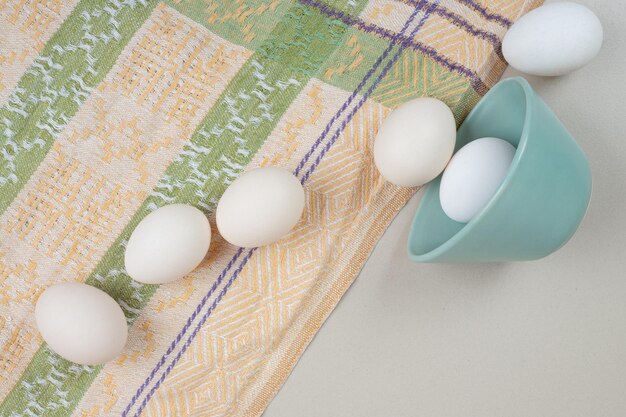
[407,77,592,263]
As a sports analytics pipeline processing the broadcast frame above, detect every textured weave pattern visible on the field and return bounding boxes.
[0,0,542,416]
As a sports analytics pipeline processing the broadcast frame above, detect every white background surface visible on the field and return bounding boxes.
[265,1,626,416]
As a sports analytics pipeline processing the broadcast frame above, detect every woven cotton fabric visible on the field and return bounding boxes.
[0,0,541,415]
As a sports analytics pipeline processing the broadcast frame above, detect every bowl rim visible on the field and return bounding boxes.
[408,76,534,261]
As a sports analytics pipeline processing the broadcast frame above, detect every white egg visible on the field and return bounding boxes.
[440,137,516,223]
[216,167,304,248]
[35,282,128,365]
[125,204,211,284]
[503,2,603,76]
[374,97,456,187]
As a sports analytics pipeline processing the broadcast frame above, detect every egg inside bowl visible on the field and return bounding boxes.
[407,77,592,263]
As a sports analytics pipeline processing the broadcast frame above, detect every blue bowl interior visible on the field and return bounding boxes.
[409,79,530,258]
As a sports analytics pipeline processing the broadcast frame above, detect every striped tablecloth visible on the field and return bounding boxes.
[0,0,541,415]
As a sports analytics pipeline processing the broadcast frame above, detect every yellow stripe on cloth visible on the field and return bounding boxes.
[0,0,546,414]
[135,91,392,417]
[478,0,541,21]
[0,4,251,399]
[72,78,359,417]
[230,183,414,417]
[0,0,79,106]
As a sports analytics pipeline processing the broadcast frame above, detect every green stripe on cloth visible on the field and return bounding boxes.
[0,3,351,415]
[0,0,157,216]
[167,0,378,95]
[315,25,389,93]
[164,0,295,50]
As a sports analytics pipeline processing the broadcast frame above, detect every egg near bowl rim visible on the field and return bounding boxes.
[373,97,456,187]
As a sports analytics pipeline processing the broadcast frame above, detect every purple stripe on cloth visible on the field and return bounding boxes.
[406,36,488,95]
[430,4,503,57]
[301,2,443,183]
[300,0,403,42]
[133,248,257,417]
[295,0,428,176]
[455,0,513,27]
[299,0,489,94]
[403,0,504,56]
[122,4,426,417]
[126,3,437,417]
[120,247,245,417]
